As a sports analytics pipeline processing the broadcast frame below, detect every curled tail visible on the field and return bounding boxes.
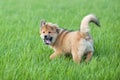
[80,14,100,35]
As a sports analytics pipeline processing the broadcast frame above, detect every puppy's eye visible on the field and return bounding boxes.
[48,32,51,33]
[43,31,45,33]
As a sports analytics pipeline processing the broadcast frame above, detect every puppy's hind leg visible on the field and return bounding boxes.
[72,47,82,64]
[72,51,81,64]
[85,51,93,62]
[77,39,88,63]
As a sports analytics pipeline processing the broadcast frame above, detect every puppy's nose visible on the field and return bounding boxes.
[44,35,47,38]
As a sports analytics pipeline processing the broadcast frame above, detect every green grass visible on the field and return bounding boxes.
[0,0,120,80]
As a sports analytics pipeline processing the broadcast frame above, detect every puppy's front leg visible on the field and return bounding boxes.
[50,51,62,59]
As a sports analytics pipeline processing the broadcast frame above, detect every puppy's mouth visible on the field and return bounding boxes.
[44,37,53,45]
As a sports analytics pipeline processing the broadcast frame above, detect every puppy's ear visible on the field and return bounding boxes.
[54,25,60,33]
[56,28,60,33]
[40,19,46,27]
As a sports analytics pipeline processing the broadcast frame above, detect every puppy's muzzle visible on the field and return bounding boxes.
[44,35,53,45]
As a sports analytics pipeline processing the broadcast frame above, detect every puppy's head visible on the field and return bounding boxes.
[39,20,60,45]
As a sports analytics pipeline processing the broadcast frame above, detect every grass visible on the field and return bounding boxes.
[0,0,120,80]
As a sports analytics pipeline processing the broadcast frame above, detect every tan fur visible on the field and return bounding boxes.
[39,14,100,63]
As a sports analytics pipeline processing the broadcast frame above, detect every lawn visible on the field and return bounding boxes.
[0,0,120,80]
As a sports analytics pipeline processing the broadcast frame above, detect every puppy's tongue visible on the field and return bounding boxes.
[45,40,51,44]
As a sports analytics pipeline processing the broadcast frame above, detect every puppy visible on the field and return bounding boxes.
[39,14,100,63]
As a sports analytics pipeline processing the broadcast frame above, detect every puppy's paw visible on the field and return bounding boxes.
[50,53,56,59]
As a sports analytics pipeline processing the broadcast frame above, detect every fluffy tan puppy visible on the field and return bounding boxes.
[39,14,100,63]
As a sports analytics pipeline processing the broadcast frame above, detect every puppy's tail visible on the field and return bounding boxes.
[80,14,100,35]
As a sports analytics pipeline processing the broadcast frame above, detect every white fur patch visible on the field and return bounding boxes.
[78,39,94,56]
